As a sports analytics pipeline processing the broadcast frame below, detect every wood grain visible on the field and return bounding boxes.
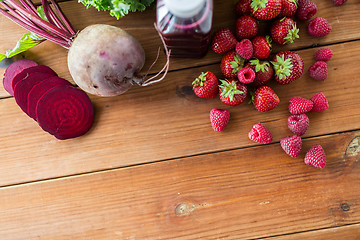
[1,0,360,96]
[264,224,360,240]
[0,131,359,240]
[0,40,360,186]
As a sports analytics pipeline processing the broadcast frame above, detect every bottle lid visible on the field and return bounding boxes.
[164,0,206,18]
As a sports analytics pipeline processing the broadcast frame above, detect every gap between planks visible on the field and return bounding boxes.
[0,128,357,191]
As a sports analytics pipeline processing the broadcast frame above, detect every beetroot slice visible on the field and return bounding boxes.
[13,72,56,116]
[3,59,38,96]
[27,76,73,120]
[36,85,94,140]
[11,65,57,93]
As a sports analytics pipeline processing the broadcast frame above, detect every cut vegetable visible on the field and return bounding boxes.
[0,0,169,97]
[27,76,72,120]
[11,65,57,94]
[13,72,57,116]
[3,59,38,95]
[36,85,94,140]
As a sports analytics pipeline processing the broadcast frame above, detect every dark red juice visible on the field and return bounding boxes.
[156,0,213,58]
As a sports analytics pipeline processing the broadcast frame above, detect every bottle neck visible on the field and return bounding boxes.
[164,0,206,18]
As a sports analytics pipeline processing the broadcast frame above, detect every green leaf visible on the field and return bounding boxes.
[0,32,44,62]
[78,0,154,19]
[36,6,48,21]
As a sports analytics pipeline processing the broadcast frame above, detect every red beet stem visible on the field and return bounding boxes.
[0,0,75,49]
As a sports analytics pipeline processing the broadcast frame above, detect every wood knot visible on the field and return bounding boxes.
[345,136,360,158]
[174,203,196,216]
[340,202,351,211]
[176,86,198,100]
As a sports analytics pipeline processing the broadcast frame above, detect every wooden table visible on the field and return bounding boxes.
[1,0,360,239]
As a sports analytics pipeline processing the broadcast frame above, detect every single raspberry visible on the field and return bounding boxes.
[308,17,332,37]
[314,48,333,61]
[289,96,314,115]
[236,39,253,59]
[296,0,317,21]
[211,28,237,54]
[308,61,328,81]
[332,0,347,6]
[288,114,309,136]
[210,108,230,132]
[248,123,273,144]
[280,135,302,158]
[304,145,326,168]
[310,92,329,112]
[238,67,255,84]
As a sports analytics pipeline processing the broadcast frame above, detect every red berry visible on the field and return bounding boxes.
[236,39,253,59]
[308,17,332,37]
[271,17,299,45]
[221,51,245,78]
[248,123,273,144]
[253,85,280,112]
[210,108,230,132]
[252,36,272,60]
[332,0,347,6]
[250,0,282,21]
[192,72,219,99]
[314,48,333,62]
[272,51,304,85]
[308,61,328,81]
[219,78,248,106]
[235,15,259,40]
[288,114,309,136]
[211,28,237,54]
[310,92,329,112]
[304,145,326,168]
[296,0,317,21]
[235,0,252,15]
[279,0,298,18]
[289,96,314,115]
[238,67,255,84]
[247,59,274,86]
[280,135,302,158]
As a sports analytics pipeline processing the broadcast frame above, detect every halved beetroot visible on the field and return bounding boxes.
[3,59,38,95]
[11,65,57,93]
[36,85,94,140]
[13,72,55,116]
[27,76,73,120]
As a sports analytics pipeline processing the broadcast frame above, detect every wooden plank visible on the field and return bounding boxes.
[1,0,360,96]
[264,224,360,239]
[0,40,360,186]
[0,131,359,239]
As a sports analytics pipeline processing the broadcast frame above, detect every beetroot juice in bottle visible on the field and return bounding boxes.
[156,0,213,58]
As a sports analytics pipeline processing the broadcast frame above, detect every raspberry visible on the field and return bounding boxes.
[238,67,255,84]
[310,92,329,112]
[308,17,332,37]
[296,0,317,21]
[248,123,273,144]
[332,0,347,6]
[308,61,328,81]
[288,114,309,136]
[289,96,314,115]
[210,108,230,132]
[280,135,302,158]
[236,39,253,59]
[314,48,333,62]
[304,145,326,168]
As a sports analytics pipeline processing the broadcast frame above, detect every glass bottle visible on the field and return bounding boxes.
[156,0,213,58]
